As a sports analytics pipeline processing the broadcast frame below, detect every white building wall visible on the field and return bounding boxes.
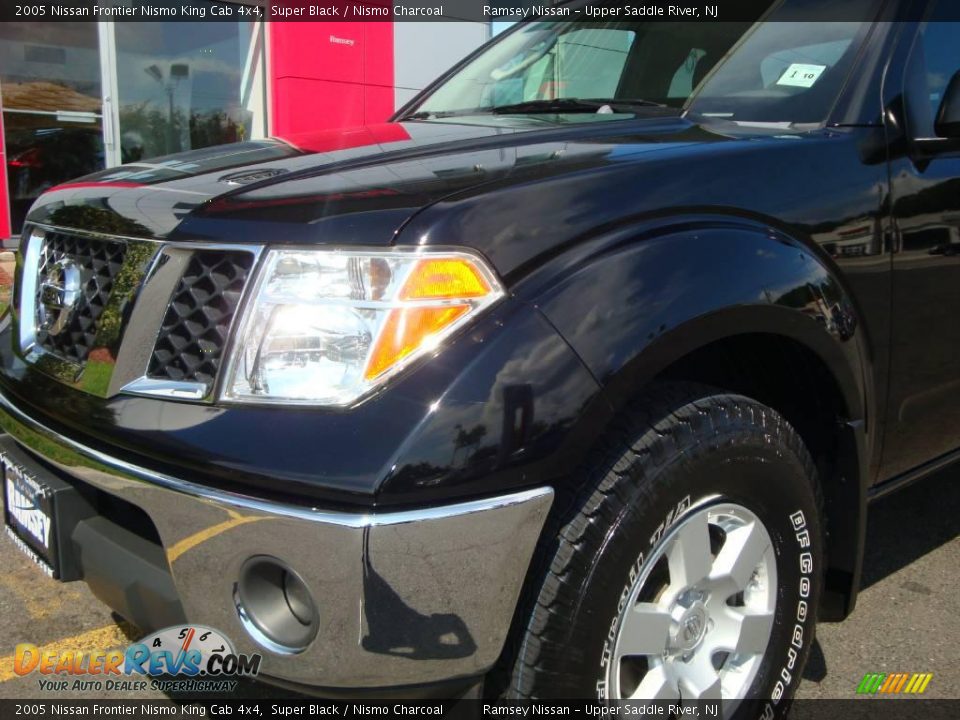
[393,22,491,110]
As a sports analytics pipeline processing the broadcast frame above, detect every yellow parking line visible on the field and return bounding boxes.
[0,622,139,683]
[165,510,264,564]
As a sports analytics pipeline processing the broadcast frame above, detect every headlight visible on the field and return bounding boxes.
[222,248,504,405]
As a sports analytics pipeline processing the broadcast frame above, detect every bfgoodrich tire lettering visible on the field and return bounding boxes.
[506,383,823,717]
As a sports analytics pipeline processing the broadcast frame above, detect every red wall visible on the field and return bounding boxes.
[0,91,10,240]
[0,19,399,239]
[267,20,395,136]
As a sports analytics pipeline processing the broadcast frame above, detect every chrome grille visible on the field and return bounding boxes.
[35,230,127,364]
[146,250,255,386]
[19,225,260,401]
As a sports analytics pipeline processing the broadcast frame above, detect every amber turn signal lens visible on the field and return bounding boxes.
[364,256,497,381]
[365,305,470,380]
[399,258,492,300]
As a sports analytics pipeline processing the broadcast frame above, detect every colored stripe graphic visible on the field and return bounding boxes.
[893,673,909,693]
[856,673,876,693]
[857,672,933,694]
[856,673,885,693]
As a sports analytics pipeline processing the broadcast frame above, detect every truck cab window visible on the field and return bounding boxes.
[904,11,960,137]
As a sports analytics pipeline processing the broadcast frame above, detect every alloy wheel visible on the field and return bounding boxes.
[607,500,778,714]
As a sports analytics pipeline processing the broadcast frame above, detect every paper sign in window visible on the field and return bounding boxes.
[776,63,827,88]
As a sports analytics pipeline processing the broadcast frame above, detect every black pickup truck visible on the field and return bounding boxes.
[2,0,958,711]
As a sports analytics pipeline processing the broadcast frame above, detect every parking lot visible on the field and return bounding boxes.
[0,461,957,700]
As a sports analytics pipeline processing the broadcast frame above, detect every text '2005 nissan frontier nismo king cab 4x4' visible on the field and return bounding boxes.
[2,0,959,714]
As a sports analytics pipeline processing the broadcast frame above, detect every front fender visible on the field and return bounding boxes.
[376,302,607,505]
[527,218,871,430]
[525,217,874,619]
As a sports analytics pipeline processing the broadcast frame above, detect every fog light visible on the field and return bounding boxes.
[235,556,318,654]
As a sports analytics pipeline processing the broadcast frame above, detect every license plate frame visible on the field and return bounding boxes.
[2,453,59,578]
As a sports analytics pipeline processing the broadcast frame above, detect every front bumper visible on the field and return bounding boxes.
[0,390,553,689]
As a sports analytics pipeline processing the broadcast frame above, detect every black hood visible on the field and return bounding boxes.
[25,114,733,245]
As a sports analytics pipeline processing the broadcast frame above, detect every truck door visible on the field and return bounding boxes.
[884,3,960,478]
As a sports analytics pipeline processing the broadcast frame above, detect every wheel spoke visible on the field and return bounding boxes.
[616,603,673,660]
[709,521,770,592]
[666,511,713,590]
[678,654,723,701]
[727,607,775,655]
[631,664,680,701]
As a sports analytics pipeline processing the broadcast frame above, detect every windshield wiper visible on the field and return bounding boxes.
[400,98,668,122]
[401,109,473,120]
[490,98,667,114]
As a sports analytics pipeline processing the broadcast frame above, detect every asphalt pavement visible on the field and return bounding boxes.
[0,458,956,701]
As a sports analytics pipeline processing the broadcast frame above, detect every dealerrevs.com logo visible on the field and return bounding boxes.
[14,625,262,693]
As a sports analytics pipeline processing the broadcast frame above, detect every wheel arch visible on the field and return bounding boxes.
[644,328,867,622]
[532,223,875,621]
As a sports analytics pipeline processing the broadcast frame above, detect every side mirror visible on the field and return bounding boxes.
[935,70,960,138]
[912,71,960,159]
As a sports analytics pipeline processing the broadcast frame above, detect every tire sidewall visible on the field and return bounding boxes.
[571,435,823,716]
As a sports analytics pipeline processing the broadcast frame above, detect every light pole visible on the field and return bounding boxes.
[144,63,189,153]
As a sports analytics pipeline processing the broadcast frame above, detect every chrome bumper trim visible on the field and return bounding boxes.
[0,391,553,687]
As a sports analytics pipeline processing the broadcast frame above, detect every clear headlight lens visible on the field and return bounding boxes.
[222,248,504,405]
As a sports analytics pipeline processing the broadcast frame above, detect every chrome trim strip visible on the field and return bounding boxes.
[108,247,194,396]
[119,378,208,400]
[0,389,551,528]
[17,228,43,353]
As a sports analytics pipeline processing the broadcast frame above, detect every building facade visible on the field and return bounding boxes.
[0,19,490,241]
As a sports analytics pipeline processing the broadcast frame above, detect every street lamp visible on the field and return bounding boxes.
[144,63,189,153]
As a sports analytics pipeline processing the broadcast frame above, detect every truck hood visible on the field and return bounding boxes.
[25,113,733,245]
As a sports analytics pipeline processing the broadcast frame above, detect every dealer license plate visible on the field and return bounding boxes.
[2,454,58,578]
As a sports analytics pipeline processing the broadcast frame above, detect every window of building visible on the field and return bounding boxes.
[0,17,266,236]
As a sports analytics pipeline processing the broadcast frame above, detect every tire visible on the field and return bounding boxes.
[505,383,823,718]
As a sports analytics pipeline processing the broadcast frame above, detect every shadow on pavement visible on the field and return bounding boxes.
[859,466,960,590]
[803,464,959,682]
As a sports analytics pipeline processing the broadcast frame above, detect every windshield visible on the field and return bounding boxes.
[404,0,877,125]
